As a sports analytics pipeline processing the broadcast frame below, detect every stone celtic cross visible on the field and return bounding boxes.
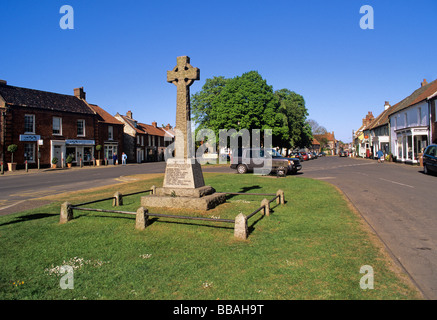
[167,56,200,159]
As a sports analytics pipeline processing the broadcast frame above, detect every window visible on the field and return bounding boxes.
[77,119,85,137]
[404,113,408,127]
[418,107,422,126]
[141,136,144,146]
[53,117,62,135]
[24,114,35,133]
[108,126,113,140]
[24,143,35,162]
[137,135,140,145]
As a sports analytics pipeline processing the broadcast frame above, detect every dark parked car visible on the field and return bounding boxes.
[423,144,437,175]
[230,148,302,175]
[339,151,348,157]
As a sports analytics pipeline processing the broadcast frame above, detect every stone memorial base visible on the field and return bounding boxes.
[141,158,226,211]
[141,186,226,211]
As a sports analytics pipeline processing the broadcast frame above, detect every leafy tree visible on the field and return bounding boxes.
[192,71,287,146]
[274,89,312,151]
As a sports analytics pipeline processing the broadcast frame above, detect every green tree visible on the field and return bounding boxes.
[274,89,312,151]
[192,71,288,146]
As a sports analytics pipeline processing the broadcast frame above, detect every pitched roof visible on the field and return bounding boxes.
[0,83,94,115]
[368,105,394,130]
[314,132,335,142]
[388,79,437,117]
[117,114,167,136]
[88,104,123,125]
[140,123,166,137]
[311,138,320,145]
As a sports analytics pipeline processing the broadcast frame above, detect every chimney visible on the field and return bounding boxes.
[126,111,133,119]
[152,121,157,128]
[0,80,7,86]
[74,87,86,100]
[384,101,390,110]
[165,123,172,130]
[421,79,428,87]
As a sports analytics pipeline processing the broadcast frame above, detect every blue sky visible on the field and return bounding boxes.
[1,0,437,143]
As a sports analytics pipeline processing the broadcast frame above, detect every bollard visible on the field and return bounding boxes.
[1,162,4,175]
[113,192,123,207]
[80,158,83,168]
[60,202,73,224]
[234,213,248,240]
[261,198,270,216]
[135,207,149,230]
[276,189,285,205]
[25,160,28,172]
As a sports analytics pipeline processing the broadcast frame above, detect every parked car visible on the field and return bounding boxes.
[339,151,348,157]
[423,144,437,175]
[290,152,303,161]
[230,148,302,175]
[299,152,309,161]
[318,152,326,157]
[311,152,318,159]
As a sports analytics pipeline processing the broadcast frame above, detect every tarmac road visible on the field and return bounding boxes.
[301,155,437,300]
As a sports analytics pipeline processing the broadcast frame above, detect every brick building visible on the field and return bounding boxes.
[115,111,174,163]
[88,103,124,164]
[0,81,123,169]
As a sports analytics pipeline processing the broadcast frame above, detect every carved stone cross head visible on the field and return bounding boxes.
[167,56,200,87]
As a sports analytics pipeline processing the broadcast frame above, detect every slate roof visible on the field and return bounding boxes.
[0,83,94,115]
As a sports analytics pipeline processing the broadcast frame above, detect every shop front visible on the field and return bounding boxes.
[64,139,95,165]
[395,127,428,163]
[104,142,119,165]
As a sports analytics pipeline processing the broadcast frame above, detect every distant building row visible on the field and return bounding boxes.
[354,79,437,163]
[0,80,174,169]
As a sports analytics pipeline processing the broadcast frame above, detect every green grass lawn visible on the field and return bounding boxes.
[0,173,421,300]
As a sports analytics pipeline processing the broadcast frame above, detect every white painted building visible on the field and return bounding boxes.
[388,79,437,164]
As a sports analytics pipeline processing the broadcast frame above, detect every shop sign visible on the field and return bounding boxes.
[19,135,41,142]
[66,139,95,145]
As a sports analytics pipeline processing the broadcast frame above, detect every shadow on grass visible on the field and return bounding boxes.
[145,217,234,230]
[0,213,57,227]
[248,212,265,235]
[222,185,263,201]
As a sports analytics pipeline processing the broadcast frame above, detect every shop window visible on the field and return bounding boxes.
[24,143,35,162]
